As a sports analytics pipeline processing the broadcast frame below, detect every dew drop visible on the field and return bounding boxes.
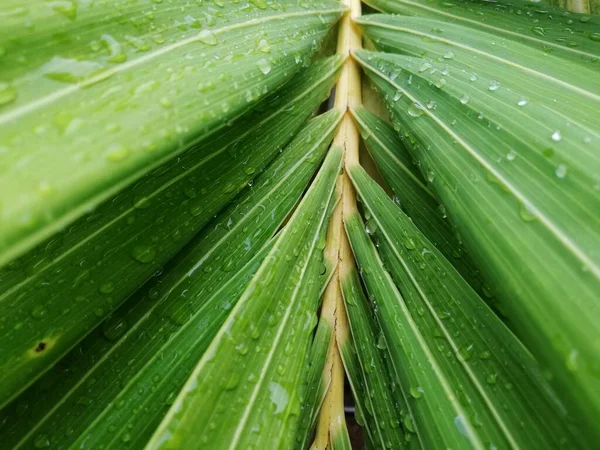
[101,34,126,63]
[506,149,517,161]
[409,386,423,399]
[99,282,115,294]
[488,80,500,91]
[105,144,130,162]
[42,57,103,84]
[555,163,567,179]
[197,30,218,45]
[457,344,474,361]
[31,305,48,319]
[257,58,272,75]
[132,245,156,263]
[517,98,528,107]
[459,94,470,105]
[551,130,562,142]
[407,102,424,117]
[257,39,271,53]
[519,202,536,222]
[103,317,129,341]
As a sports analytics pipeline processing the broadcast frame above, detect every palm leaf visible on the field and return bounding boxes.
[351,105,490,300]
[349,164,587,448]
[357,15,600,99]
[354,25,600,430]
[146,145,343,449]
[0,56,343,408]
[339,249,413,450]
[0,110,342,449]
[0,0,345,266]
[361,0,600,62]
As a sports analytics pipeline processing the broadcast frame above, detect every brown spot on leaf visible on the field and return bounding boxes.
[35,342,47,353]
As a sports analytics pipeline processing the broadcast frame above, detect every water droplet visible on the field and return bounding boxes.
[551,131,562,142]
[257,39,271,53]
[376,332,387,349]
[101,34,126,63]
[457,344,474,361]
[365,218,378,235]
[459,94,470,105]
[99,282,115,294]
[418,62,432,72]
[407,102,424,117]
[403,416,416,433]
[269,382,289,414]
[159,97,172,109]
[488,80,500,91]
[125,35,150,52]
[454,415,469,437]
[31,305,48,319]
[197,30,218,45]
[132,245,156,263]
[190,204,203,217]
[103,317,129,341]
[409,386,423,399]
[469,73,478,82]
[0,82,17,106]
[555,163,567,179]
[42,57,103,83]
[257,58,272,75]
[105,144,130,162]
[532,26,546,36]
[506,149,517,161]
[591,33,600,42]
[517,98,528,107]
[443,51,454,59]
[404,237,416,250]
[427,171,435,182]
[486,373,497,384]
[519,203,536,222]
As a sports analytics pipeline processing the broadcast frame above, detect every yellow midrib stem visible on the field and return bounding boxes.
[312,0,363,447]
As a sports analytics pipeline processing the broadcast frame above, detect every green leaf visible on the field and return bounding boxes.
[146,146,343,450]
[0,109,343,450]
[339,264,413,450]
[349,164,588,448]
[355,42,600,433]
[0,56,344,409]
[346,207,477,449]
[351,106,490,299]
[0,0,345,266]
[337,330,375,448]
[330,422,353,450]
[294,298,335,450]
[357,14,600,99]
[360,0,600,63]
